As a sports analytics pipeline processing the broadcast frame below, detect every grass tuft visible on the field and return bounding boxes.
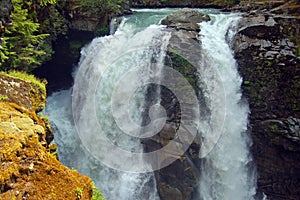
[0,70,46,93]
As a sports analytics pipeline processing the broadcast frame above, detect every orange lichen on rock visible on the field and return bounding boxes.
[0,102,93,199]
[0,72,94,199]
[0,102,93,200]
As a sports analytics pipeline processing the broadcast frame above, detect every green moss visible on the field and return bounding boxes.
[95,27,109,36]
[271,136,280,144]
[75,187,84,199]
[38,113,50,127]
[50,151,57,158]
[91,182,105,200]
[0,95,8,101]
[0,71,46,93]
[167,50,197,90]
[69,41,83,50]
[243,80,250,85]
[270,124,278,132]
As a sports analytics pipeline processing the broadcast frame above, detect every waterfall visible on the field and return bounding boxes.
[45,9,257,200]
[45,9,174,200]
[197,13,257,199]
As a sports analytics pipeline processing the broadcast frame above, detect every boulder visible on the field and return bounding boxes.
[161,8,210,32]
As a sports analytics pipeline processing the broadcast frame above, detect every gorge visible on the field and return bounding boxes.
[46,9,257,200]
[0,1,299,200]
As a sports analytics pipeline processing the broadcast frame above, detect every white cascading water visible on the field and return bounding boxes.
[45,9,173,200]
[45,9,257,200]
[197,13,257,199]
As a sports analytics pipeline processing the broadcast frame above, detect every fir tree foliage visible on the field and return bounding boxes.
[80,0,126,14]
[0,0,55,71]
[39,0,57,6]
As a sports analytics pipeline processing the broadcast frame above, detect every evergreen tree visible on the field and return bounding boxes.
[39,0,57,6]
[0,0,55,71]
[80,0,126,14]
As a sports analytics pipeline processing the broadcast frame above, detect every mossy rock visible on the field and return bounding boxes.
[0,72,46,112]
[0,102,94,199]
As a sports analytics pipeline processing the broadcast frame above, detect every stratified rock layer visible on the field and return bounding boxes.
[234,11,300,199]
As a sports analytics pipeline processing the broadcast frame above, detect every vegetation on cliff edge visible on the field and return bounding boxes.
[0,0,125,73]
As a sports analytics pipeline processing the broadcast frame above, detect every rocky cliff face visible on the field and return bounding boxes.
[233,11,300,199]
[146,7,300,200]
[0,74,94,199]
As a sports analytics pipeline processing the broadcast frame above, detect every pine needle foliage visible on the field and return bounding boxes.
[0,0,54,72]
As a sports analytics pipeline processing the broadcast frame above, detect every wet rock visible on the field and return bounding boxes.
[142,9,204,200]
[158,184,183,200]
[161,8,210,32]
[233,11,300,199]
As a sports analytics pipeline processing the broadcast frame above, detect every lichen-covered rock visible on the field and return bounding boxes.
[0,73,95,199]
[233,11,300,199]
[0,102,94,199]
[0,74,46,113]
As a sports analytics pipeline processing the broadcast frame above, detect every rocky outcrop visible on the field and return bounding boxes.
[63,1,108,33]
[228,0,300,16]
[60,0,131,33]
[233,11,300,199]
[0,73,94,199]
[0,74,47,113]
[142,9,210,200]
[161,8,210,32]
[33,0,133,93]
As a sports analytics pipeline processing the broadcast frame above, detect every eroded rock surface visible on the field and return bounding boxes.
[142,9,207,200]
[161,8,210,32]
[0,74,94,199]
[234,11,300,199]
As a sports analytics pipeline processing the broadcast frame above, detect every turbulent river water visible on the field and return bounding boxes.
[45,9,257,200]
